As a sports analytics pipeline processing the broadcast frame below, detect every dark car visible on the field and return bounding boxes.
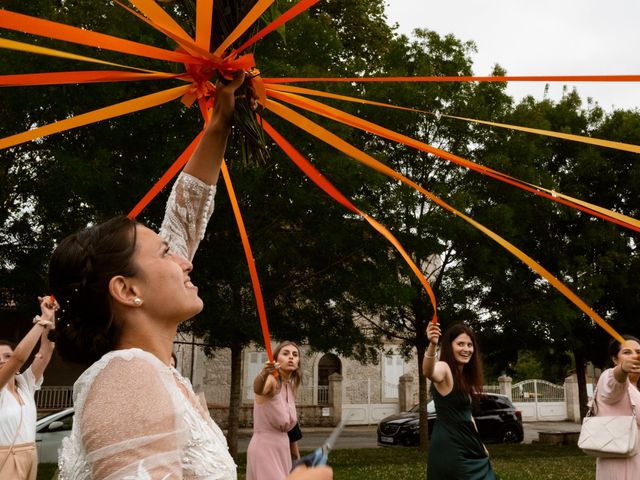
[377,393,523,447]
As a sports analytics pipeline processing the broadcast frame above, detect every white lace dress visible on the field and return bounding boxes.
[58,173,237,480]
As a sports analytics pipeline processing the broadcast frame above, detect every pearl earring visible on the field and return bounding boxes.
[133,298,143,307]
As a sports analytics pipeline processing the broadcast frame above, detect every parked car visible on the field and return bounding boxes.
[36,407,74,463]
[377,393,523,447]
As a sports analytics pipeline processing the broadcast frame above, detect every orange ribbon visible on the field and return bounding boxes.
[128,130,204,219]
[0,71,183,87]
[230,0,321,56]
[265,88,640,233]
[214,0,274,56]
[0,9,202,64]
[0,2,630,346]
[266,83,640,154]
[264,75,640,84]
[195,0,214,51]
[262,119,438,323]
[220,160,275,363]
[265,97,625,340]
[0,85,190,150]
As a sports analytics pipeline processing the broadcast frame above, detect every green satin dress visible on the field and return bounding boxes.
[427,386,496,479]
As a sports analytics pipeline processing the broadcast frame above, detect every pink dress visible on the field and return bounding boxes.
[246,382,297,480]
[594,368,640,480]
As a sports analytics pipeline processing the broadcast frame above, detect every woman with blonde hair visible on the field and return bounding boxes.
[247,341,302,480]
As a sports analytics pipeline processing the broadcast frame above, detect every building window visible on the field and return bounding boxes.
[245,351,268,401]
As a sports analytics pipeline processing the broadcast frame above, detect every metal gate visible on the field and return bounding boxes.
[342,378,398,425]
[512,379,567,421]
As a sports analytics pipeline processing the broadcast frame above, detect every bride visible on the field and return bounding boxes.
[49,74,331,480]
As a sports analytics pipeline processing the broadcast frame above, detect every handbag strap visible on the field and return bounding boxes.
[588,374,637,418]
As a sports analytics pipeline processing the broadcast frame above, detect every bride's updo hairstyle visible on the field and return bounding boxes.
[49,215,138,365]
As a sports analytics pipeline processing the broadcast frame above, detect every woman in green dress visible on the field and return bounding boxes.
[423,323,496,480]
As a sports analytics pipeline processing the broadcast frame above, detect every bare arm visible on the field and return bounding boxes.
[290,440,300,461]
[614,358,640,384]
[423,322,453,395]
[253,361,279,398]
[423,323,445,383]
[182,74,246,186]
[286,465,332,480]
[30,296,56,382]
[0,297,55,388]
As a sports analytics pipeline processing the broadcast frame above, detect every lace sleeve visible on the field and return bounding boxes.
[79,356,186,480]
[159,172,216,261]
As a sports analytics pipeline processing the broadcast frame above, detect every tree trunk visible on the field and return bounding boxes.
[226,341,243,458]
[574,348,589,419]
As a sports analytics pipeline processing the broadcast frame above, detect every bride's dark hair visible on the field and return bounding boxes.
[49,215,138,365]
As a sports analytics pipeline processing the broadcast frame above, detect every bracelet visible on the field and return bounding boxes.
[33,315,53,325]
[33,316,53,329]
[425,353,437,358]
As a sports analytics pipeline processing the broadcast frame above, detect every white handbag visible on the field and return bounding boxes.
[578,384,638,458]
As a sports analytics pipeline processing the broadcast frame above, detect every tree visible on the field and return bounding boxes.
[4,0,637,456]
[457,89,640,417]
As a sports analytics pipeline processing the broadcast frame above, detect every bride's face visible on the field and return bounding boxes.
[126,225,203,323]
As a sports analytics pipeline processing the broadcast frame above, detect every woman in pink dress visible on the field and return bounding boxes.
[593,335,640,480]
[247,341,301,480]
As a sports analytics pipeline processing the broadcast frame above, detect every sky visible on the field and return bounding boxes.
[385,0,640,112]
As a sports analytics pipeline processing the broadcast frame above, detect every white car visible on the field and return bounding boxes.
[36,407,74,463]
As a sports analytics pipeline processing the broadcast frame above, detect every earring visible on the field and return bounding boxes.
[133,298,143,307]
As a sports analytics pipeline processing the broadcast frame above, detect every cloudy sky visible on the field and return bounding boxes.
[385,0,640,111]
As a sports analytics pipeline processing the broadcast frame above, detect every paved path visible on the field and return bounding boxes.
[235,421,582,452]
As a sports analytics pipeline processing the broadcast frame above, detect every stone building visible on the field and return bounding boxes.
[173,334,422,428]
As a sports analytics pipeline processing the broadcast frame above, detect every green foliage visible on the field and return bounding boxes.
[39,443,597,480]
[510,350,544,382]
[232,444,595,480]
[2,0,639,435]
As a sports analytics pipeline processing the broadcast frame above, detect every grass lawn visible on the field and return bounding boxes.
[38,443,597,480]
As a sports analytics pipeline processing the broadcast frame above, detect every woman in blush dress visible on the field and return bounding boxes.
[593,335,640,480]
[247,341,302,480]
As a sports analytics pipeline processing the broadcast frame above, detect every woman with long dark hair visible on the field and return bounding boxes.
[423,322,496,479]
[48,76,331,480]
[592,335,640,479]
[247,341,302,480]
